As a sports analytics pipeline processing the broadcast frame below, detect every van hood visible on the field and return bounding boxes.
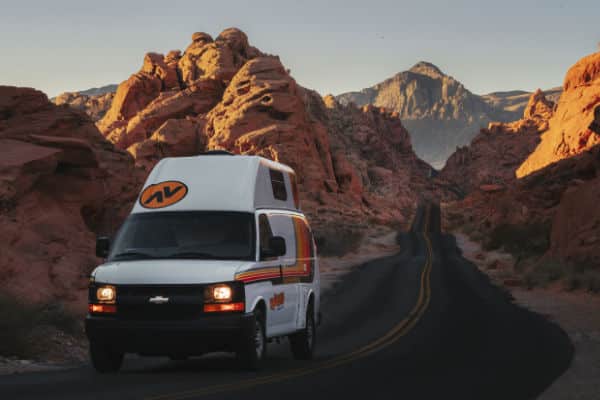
[92,260,253,285]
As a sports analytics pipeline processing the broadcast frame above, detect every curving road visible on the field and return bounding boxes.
[1,203,573,400]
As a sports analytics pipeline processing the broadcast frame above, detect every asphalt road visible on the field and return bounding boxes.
[1,203,573,400]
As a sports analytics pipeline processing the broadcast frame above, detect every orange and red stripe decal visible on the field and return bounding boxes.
[284,216,313,278]
[235,266,281,283]
[235,215,314,284]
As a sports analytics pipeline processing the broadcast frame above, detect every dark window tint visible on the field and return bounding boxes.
[258,214,274,260]
[269,169,288,201]
[107,211,255,262]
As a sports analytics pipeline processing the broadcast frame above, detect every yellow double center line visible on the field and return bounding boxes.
[147,206,434,400]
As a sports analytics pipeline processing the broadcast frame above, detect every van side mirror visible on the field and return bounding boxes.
[269,236,286,257]
[261,236,286,259]
[96,236,110,258]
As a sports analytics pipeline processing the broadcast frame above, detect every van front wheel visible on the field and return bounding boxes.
[89,341,123,373]
[237,308,267,370]
[289,302,316,360]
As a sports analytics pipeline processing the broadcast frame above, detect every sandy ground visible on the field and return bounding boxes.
[454,232,600,400]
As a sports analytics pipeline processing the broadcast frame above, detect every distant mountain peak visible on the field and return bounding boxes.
[408,61,445,78]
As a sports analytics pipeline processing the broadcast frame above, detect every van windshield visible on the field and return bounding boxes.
[107,212,255,262]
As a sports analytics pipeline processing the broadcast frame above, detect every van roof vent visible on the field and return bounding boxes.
[200,150,234,156]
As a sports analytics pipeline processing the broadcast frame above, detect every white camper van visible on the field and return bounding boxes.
[85,152,320,372]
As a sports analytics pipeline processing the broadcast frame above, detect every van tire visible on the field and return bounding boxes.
[237,308,267,370]
[89,341,124,373]
[289,301,316,360]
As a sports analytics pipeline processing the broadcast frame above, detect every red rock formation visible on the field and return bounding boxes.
[440,90,553,193]
[517,52,600,177]
[53,91,114,121]
[97,28,263,150]
[1,29,454,310]
[205,57,337,197]
[551,176,600,265]
[443,53,600,268]
[96,29,444,228]
[321,95,440,224]
[447,144,600,267]
[0,86,142,309]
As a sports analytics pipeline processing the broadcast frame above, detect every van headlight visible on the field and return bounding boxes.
[203,282,245,313]
[96,285,116,303]
[212,285,232,301]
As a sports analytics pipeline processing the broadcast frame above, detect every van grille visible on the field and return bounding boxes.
[116,285,204,320]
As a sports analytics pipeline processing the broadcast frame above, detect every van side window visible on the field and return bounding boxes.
[269,169,288,201]
[267,214,295,260]
[259,214,274,260]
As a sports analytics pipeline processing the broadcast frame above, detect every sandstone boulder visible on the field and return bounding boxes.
[205,56,337,199]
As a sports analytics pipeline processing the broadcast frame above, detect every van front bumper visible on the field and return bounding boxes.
[85,313,255,356]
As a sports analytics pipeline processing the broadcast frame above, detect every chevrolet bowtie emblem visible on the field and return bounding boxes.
[148,296,169,304]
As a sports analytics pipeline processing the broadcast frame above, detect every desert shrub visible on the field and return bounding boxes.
[484,222,550,257]
[0,294,39,358]
[524,259,566,288]
[461,222,478,236]
[524,259,600,293]
[37,303,81,335]
[584,272,600,293]
[314,227,365,257]
[0,294,81,358]
[564,266,600,293]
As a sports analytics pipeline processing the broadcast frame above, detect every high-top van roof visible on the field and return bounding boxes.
[131,154,301,214]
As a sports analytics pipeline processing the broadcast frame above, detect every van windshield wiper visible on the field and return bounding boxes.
[166,251,223,260]
[111,250,157,260]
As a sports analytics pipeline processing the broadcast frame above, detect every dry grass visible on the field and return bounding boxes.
[524,260,600,293]
[483,222,550,257]
[0,293,81,359]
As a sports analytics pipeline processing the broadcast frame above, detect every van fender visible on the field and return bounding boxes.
[296,287,316,330]
[249,296,267,314]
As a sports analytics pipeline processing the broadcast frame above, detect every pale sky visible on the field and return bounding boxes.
[1,0,598,97]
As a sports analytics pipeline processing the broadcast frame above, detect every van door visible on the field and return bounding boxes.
[261,213,300,333]
[255,213,284,333]
[285,215,316,329]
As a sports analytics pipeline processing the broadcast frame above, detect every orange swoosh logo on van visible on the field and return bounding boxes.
[139,181,188,209]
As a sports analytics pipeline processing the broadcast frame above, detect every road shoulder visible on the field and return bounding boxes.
[454,232,600,400]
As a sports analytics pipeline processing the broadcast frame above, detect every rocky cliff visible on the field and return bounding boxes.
[1,29,449,308]
[337,63,564,169]
[517,52,600,177]
[0,86,143,309]
[336,62,516,168]
[53,91,114,121]
[97,28,443,229]
[481,87,561,116]
[440,90,554,193]
[443,52,600,268]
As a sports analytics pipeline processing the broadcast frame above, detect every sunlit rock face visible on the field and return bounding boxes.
[517,52,600,178]
[440,90,554,193]
[92,28,448,229]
